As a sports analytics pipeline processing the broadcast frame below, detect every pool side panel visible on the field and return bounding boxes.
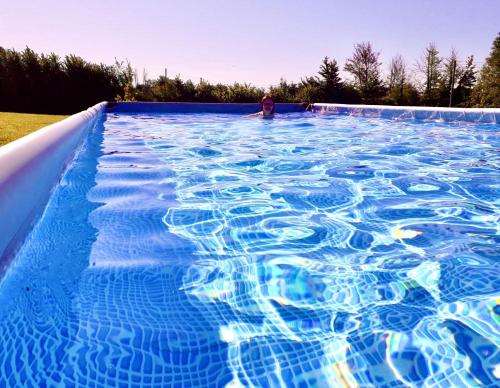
[107,102,307,114]
[0,102,107,267]
[311,103,500,124]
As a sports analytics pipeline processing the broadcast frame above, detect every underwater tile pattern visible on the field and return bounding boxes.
[0,112,498,387]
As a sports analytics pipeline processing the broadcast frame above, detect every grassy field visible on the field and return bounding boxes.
[0,112,68,147]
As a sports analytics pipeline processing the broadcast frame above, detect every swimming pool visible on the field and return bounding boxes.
[0,108,498,386]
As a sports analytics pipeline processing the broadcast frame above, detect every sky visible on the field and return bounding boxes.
[1,0,499,87]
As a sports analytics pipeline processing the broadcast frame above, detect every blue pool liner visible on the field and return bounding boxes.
[0,101,498,386]
[1,101,499,268]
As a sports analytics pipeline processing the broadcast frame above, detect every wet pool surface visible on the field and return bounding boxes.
[0,112,498,387]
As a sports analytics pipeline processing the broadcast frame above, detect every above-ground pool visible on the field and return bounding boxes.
[0,109,498,387]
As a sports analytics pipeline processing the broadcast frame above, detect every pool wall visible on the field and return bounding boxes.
[0,102,107,267]
[312,103,500,123]
[107,101,307,114]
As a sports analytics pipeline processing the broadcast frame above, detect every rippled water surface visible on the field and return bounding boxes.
[0,112,499,387]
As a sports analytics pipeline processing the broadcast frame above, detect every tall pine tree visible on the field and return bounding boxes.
[440,49,462,107]
[318,56,342,101]
[455,55,476,107]
[472,33,500,107]
[418,43,442,105]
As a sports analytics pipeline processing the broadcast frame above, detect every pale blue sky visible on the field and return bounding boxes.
[1,0,498,86]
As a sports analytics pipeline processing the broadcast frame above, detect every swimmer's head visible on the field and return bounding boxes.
[261,95,275,116]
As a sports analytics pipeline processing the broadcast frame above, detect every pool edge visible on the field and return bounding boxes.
[0,101,107,269]
[311,103,500,124]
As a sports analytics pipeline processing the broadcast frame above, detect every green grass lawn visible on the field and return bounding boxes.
[0,112,68,147]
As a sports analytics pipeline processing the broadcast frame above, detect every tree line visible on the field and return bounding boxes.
[0,33,498,114]
[0,47,133,114]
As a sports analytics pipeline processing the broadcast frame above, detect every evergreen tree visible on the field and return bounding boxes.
[440,49,462,107]
[0,48,23,111]
[318,56,342,101]
[39,53,65,112]
[344,42,383,102]
[472,33,500,107]
[418,43,442,105]
[20,47,43,112]
[0,46,127,113]
[455,55,476,107]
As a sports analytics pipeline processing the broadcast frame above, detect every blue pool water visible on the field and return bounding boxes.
[0,112,498,387]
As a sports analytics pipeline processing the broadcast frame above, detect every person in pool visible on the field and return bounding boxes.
[253,95,275,117]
